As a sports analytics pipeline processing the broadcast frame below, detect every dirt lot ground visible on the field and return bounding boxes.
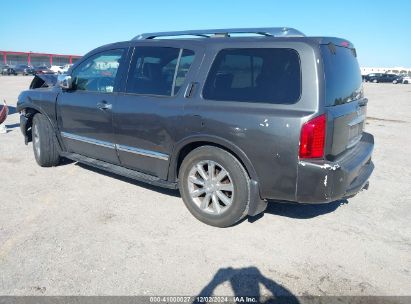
[0,76,410,298]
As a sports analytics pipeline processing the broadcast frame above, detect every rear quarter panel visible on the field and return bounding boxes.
[181,40,322,201]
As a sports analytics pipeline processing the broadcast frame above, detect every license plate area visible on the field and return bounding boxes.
[347,116,365,148]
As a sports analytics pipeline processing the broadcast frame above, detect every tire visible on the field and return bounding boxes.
[372,79,378,83]
[404,80,409,84]
[179,146,250,227]
[32,114,60,167]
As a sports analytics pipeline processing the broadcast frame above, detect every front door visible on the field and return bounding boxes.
[57,48,127,164]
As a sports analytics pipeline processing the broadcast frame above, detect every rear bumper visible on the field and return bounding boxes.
[296,132,374,203]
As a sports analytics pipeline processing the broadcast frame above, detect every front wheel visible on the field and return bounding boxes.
[32,114,61,167]
[179,146,250,227]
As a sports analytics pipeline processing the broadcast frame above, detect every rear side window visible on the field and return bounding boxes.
[203,48,301,104]
[321,45,363,106]
[126,47,194,96]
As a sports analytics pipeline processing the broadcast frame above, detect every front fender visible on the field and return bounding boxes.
[17,89,63,149]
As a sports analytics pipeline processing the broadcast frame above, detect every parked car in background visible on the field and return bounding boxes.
[1,65,17,75]
[17,27,375,227]
[49,65,65,74]
[392,76,403,84]
[366,73,398,83]
[400,76,411,84]
[379,74,400,83]
[34,66,53,75]
[1,65,11,75]
[363,73,383,82]
[60,64,73,74]
[13,64,35,75]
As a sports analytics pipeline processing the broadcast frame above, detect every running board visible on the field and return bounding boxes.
[61,152,178,189]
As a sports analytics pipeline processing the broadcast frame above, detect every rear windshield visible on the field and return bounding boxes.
[203,48,301,104]
[321,45,363,106]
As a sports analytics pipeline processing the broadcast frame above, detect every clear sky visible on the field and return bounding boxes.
[0,0,410,67]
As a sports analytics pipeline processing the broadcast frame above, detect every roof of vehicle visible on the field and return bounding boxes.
[132,27,306,40]
[130,27,355,48]
[79,27,355,63]
[96,36,354,51]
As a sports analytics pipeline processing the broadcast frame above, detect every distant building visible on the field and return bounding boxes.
[361,67,411,76]
[1,50,81,66]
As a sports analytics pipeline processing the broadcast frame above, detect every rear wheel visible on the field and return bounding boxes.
[32,114,60,167]
[179,146,250,227]
[372,79,378,83]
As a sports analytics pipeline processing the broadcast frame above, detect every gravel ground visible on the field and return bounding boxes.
[0,76,410,298]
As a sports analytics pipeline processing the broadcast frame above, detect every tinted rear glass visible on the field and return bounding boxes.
[126,47,194,96]
[321,45,363,106]
[203,48,301,104]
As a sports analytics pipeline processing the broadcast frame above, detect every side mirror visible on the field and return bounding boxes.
[58,75,72,90]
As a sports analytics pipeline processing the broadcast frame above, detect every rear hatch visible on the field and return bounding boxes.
[320,41,367,159]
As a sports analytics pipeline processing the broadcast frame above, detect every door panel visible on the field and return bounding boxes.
[57,48,126,164]
[58,91,118,163]
[113,45,202,179]
[113,95,182,178]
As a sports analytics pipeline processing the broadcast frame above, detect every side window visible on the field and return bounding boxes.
[174,49,195,94]
[203,48,301,104]
[126,47,194,96]
[71,49,124,93]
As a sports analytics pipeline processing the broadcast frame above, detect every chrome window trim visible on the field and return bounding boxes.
[61,132,115,149]
[60,132,169,161]
[116,144,169,161]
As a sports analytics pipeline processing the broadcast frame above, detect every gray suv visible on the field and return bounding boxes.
[17,27,374,227]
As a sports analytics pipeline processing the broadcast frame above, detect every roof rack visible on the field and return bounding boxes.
[132,27,305,40]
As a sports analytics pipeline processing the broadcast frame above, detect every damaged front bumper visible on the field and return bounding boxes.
[296,132,374,203]
[19,113,30,144]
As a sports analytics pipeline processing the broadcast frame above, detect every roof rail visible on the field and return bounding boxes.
[132,27,305,40]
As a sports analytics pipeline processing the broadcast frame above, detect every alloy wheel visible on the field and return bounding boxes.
[187,160,234,215]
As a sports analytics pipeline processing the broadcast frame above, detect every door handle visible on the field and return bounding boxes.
[184,82,198,98]
[97,101,112,110]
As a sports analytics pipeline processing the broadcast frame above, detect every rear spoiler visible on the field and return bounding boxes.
[311,37,355,49]
[313,37,356,57]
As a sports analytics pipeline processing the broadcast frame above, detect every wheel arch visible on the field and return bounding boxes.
[168,135,259,184]
[20,104,64,150]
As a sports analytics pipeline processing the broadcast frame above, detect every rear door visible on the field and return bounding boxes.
[320,43,367,158]
[112,44,202,179]
[57,48,127,164]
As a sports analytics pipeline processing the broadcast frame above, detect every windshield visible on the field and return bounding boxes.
[321,45,363,106]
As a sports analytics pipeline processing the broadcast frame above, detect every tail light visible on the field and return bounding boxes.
[299,114,326,159]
